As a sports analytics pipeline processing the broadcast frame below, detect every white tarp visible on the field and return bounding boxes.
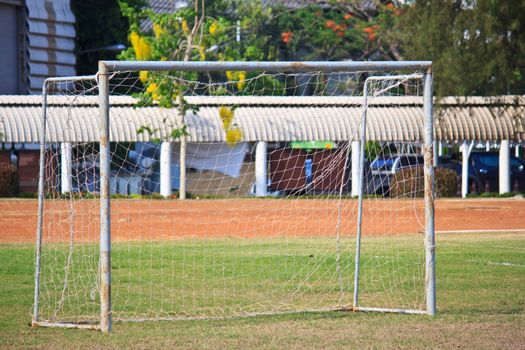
[173,142,248,178]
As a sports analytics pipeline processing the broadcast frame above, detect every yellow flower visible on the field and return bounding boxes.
[130,32,140,51]
[153,23,164,39]
[130,32,152,60]
[139,38,152,60]
[198,46,206,60]
[225,71,235,81]
[209,21,219,35]
[237,71,247,90]
[219,106,234,129]
[146,82,159,101]
[181,19,189,34]
[226,127,243,147]
[139,71,148,83]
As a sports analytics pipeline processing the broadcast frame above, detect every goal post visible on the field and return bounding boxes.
[423,71,437,317]
[33,60,435,333]
[352,73,435,315]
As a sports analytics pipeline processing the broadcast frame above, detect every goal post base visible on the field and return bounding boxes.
[32,321,100,330]
[353,306,427,315]
[31,306,430,331]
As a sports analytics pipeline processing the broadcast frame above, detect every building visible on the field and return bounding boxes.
[0,0,76,192]
[0,95,523,197]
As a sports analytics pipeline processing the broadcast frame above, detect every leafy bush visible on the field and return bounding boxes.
[466,191,522,198]
[390,166,458,198]
[390,166,424,198]
[434,167,458,197]
[18,192,38,198]
[0,164,19,197]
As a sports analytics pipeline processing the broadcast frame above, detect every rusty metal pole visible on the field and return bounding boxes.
[353,80,369,310]
[98,62,112,333]
[423,69,436,316]
[32,80,50,326]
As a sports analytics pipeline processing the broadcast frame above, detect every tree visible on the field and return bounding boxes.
[274,1,402,61]
[118,0,280,103]
[118,0,403,100]
[118,1,284,145]
[396,0,525,96]
[71,0,144,75]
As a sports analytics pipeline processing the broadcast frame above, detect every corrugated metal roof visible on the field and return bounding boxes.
[142,0,188,32]
[260,0,355,9]
[0,95,523,143]
[25,0,76,94]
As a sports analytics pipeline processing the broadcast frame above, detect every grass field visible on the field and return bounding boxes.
[1,232,524,349]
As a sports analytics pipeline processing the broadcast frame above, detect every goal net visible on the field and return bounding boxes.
[33,62,434,330]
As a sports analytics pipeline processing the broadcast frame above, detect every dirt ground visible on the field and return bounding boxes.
[0,198,524,243]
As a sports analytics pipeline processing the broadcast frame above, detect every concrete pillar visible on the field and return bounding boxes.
[351,140,360,197]
[433,141,439,166]
[499,140,510,194]
[179,139,186,200]
[461,141,473,198]
[160,141,172,197]
[255,142,268,197]
[516,144,521,158]
[60,142,72,193]
[438,141,443,157]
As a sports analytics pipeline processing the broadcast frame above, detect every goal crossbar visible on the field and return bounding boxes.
[99,60,432,73]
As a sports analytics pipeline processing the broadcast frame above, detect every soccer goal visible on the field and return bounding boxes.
[32,61,435,332]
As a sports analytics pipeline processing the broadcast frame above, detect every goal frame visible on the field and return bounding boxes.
[32,60,436,333]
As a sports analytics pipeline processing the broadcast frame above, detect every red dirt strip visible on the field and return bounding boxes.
[0,198,524,243]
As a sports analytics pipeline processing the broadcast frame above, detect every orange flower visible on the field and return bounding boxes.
[386,3,400,15]
[281,31,293,43]
[325,20,336,29]
[332,24,346,37]
[343,13,353,20]
[364,25,379,41]
[314,10,322,17]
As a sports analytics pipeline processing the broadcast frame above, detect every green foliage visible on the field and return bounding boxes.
[136,125,161,143]
[118,1,282,141]
[396,0,525,96]
[115,1,473,142]
[171,125,189,141]
[275,3,401,61]
[0,163,18,197]
[118,0,403,102]
[466,191,522,198]
[365,141,382,162]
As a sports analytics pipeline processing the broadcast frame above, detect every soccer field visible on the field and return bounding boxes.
[1,231,524,349]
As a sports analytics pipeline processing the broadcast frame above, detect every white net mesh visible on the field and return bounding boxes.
[35,68,427,325]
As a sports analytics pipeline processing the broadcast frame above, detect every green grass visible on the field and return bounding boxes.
[1,232,524,349]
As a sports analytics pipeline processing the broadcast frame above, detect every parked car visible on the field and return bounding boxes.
[369,154,424,195]
[445,152,525,193]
